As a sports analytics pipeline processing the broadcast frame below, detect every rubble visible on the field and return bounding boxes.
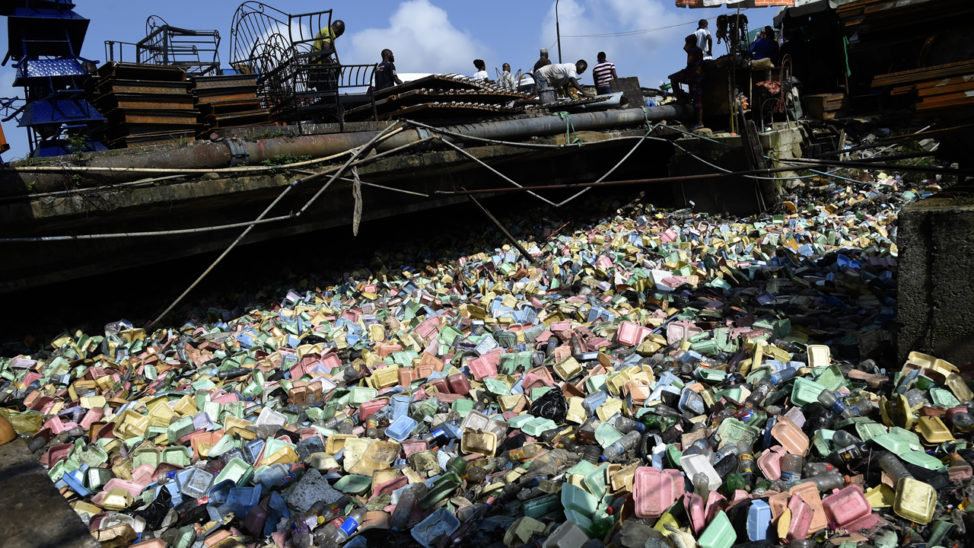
[0,151,969,548]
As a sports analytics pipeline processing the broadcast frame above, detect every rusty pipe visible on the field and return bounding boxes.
[0,105,688,196]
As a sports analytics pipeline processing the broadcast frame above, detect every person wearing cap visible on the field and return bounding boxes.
[309,19,345,91]
[533,48,552,72]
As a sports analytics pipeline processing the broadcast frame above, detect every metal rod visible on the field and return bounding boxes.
[556,0,563,64]
[465,188,536,266]
[146,179,299,329]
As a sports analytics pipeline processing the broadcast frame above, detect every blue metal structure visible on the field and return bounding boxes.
[0,0,105,156]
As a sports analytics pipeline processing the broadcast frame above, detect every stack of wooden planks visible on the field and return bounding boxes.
[91,63,198,148]
[872,60,974,114]
[804,93,846,120]
[192,74,272,135]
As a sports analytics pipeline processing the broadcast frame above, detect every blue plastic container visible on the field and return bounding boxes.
[746,500,772,541]
[385,415,418,442]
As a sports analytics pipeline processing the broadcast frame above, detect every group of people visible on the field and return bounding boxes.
[315,15,780,132]
[467,48,620,103]
[669,19,782,130]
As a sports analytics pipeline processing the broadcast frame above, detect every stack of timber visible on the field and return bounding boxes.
[345,73,609,121]
[192,74,272,135]
[345,74,531,121]
[804,93,847,120]
[872,61,974,114]
[91,62,198,148]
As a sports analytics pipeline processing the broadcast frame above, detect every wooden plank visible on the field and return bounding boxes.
[915,74,974,90]
[872,60,974,88]
[917,81,974,98]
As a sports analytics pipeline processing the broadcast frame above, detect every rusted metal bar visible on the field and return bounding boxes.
[465,189,537,266]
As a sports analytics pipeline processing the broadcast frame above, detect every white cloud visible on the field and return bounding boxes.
[540,0,698,87]
[343,0,489,76]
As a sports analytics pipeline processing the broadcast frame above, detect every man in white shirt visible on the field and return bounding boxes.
[534,60,590,102]
[472,59,489,81]
[695,19,713,60]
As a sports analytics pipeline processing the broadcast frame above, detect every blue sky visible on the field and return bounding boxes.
[0,0,776,159]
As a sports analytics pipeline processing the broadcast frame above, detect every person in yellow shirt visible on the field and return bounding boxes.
[312,19,345,61]
[309,19,344,91]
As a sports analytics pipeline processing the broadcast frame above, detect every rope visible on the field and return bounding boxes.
[434,136,559,207]
[352,166,363,236]
[554,127,656,208]
[556,112,581,146]
[146,123,404,329]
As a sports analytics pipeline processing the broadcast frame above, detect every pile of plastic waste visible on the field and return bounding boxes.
[1,162,971,548]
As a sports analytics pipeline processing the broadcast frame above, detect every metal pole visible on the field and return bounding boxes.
[465,189,536,266]
[556,0,563,63]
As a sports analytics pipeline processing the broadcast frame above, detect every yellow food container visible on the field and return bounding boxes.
[915,416,954,444]
[893,477,936,524]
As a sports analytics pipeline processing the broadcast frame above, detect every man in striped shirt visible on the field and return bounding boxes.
[592,52,618,95]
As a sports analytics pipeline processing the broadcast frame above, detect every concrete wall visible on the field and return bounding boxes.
[897,180,974,367]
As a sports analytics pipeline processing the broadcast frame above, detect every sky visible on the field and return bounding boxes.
[0,0,776,160]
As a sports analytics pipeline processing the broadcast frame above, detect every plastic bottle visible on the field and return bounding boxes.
[877,451,913,481]
[745,380,774,406]
[817,390,858,418]
[737,443,756,478]
[803,462,836,477]
[509,443,544,462]
[948,407,974,433]
[607,413,646,434]
[602,430,642,461]
[833,442,869,468]
[390,483,425,530]
[581,444,601,465]
[780,453,803,485]
[831,430,861,449]
[807,470,846,492]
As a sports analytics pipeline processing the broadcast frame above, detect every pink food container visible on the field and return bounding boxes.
[787,494,813,540]
[633,467,685,518]
[685,492,706,533]
[757,445,786,481]
[822,484,873,530]
[359,398,390,422]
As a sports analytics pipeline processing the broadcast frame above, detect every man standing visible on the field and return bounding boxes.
[498,63,516,90]
[669,35,705,129]
[592,52,618,95]
[374,49,402,91]
[695,19,713,60]
[533,48,551,72]
[535,59,591,103]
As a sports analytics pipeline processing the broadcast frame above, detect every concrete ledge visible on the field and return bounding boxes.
[897,180,974,366]
[0,439,99,548]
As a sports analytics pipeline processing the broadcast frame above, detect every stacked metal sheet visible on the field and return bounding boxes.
[91,62,198,148]
[192,74,272,135]
[345,74,532,121]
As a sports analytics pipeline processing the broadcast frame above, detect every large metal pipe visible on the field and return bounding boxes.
[0,105,689,195]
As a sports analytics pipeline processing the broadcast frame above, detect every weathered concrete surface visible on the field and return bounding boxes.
[897,180,974,366]
[0,439,99,548]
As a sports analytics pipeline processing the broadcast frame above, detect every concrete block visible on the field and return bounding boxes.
[286,468,344,512]
[898,181,974,366]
